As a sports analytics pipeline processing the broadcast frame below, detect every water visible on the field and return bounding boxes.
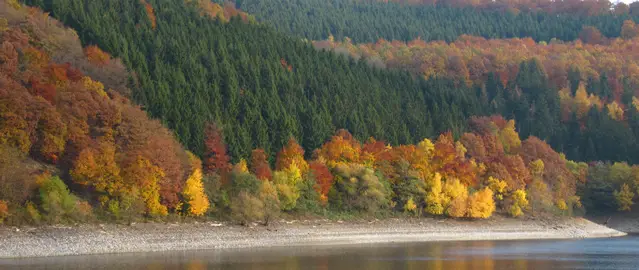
[2,236,638,269]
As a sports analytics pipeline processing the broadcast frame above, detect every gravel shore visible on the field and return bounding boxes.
[0,217,626,258]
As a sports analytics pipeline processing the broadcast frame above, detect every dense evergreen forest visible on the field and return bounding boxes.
[237,0,639,43]
[24,0,485,161]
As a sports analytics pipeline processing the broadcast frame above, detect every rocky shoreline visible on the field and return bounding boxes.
[0,217,626,259]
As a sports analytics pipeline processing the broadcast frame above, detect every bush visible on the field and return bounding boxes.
[202,173,229,213]
[229,171,261,196]
[230,191,264,225]
[331,164,389,213]
[259,181,280,225]
[39,176,87,223]
[26,201,42,224]
[106,195,145,223]
[295,176,322,213]
[393,167,426,213]
[508,189,529,217]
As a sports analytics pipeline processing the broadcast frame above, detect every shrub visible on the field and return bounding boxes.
[403,198,417,214]
[259,181,280,225]
[39,176,79,223]
[229,171,261,196]
[26,201,42,224]
[393,169,426,213]
[508,189,529,217]
[202,173,228,212]
[230,191,264,226]
[294,176,322,213]
[332,164,389,213]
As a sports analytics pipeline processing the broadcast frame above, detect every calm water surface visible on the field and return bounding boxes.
[2,236,638,270]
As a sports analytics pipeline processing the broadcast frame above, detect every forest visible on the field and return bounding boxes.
[315,22,639,163]
[23,0,486,162]
[236,0,639,43]
[0,0,638,225]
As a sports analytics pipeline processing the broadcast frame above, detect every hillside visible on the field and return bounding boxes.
[237,0,639,43]
[0,0,637,227]
[316,27,639,163]
[0,1,208,223]
[24,0,485,161]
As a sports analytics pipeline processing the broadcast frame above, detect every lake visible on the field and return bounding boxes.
[2,236,638,269]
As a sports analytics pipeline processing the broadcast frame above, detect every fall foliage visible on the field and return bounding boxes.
[5,0,639,227]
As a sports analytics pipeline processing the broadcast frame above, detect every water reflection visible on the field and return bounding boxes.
[2,236,638,270]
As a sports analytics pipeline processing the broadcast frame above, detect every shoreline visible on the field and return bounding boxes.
[0,217,626,259]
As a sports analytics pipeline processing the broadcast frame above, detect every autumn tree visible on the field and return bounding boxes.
[275,138,308,173]
[85,45,111,66]
[309,161,334,203]
[508,189,529,217]
[621,20,639,40]
[182,152,210,216]
[203,123,231,176]
[614,183,634,211]
[578,26,604,45]
[425,173,446,215]
[317,129,362,166]
[250,148,272,181]
[467,188,496,219]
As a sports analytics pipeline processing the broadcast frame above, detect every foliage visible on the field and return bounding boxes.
[467,188,496,219]
[614,183,635,211]
[39,175,90,223]
[230,191,264,225]
[425,173,446,215]
[509,189,529,217]
[239,0,639,44]
[8,0,639,225]
[182,153,210,216]
[26,0,481,164]
[272,165,302,211]
[203,123,231,176]
[331,163,389,213]
[258,180,280,225]
[250,149,272,181]
[309,161,335,204]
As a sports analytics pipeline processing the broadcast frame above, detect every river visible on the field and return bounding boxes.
[2,236,637,269]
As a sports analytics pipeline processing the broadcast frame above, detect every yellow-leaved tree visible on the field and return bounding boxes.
[467,188,496,219]
[498,120,521,154]
[234,158,249,174]
[273,162,303,211]
[614,183,635,212]
[509,189,529,217]
[487,176,508,201]
[425,173,446,215]
[123,156,167,217]
[182,152,210,216]
[444,178,468,218]
[404,197,417,214]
